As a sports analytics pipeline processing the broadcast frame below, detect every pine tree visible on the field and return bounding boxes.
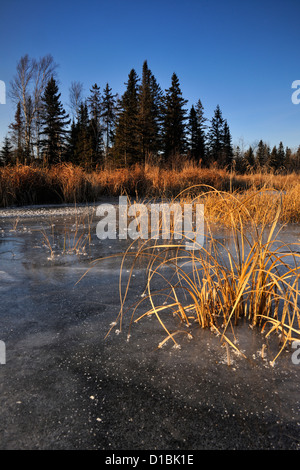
[0,136,13,165]
[194,99,207,164]
[207,105,224,165]
[269,145,278,170]
[137,61,162,162]
[75,102,94,167]
[9,101,24,163]
[187,101,207,164]
[101,83,117,164]
[296,146,300,171]
[40,77,70,165]
[162,72,188,164]
[285,146,292,170]
[186,105,201,163]
[87,83,103,164]
[256,140,270,169]
[277,141,286,170]
[65,119,79,164]
[114,69,140,166]
[222,120,233,168]
[233,146,246,173]
[244,146,255,169]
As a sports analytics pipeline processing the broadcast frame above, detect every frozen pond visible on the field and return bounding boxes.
[0,201,300,450]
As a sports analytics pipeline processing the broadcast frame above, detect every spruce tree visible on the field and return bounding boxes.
[114,69,140,167]
[137,61,162,162]
[187,105,199,161]
[269,145,278,170]
[285,146,292,170]
[75,102,94,167]
[101,83,117,164]
[222,120,233,168]
[277,141,286,170]
[40,77,70,165]
[162,72,188,164]
[195,99,207,164]
[256,140,270,169]
[244,146,255,169]
[0,136,13,165]
[233,146,246,173]
[87,83,103,164]
[9,101,24,163]
[65,119,79,164]
[187,100,206,164]
[207,105,224,165]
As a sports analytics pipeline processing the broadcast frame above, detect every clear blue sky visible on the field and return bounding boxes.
[1,0,300,151]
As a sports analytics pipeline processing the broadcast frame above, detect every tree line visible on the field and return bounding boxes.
[1,54,299,173]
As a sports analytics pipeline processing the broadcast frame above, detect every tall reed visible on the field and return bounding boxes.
[101,187,300,364]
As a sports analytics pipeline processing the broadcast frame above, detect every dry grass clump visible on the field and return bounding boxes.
[102,188,300,364]
[47,164,97,203]
[186,184,300,226]
[0,164,51,206]
[1,163,300,224]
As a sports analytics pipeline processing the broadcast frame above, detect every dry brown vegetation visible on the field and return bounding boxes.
[100,188,300,364]
[2,163,299,363]
[0,162,300,222]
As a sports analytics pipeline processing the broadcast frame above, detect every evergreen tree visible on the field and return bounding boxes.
[162,72,188,163]
[187,104,206,163]
[207,105,224,165]
[137,61,162,162]
[149,71,164,156]
[101,83,117,163]
[40,77,70,165]
[244,145,255,169]
[277,141,286,170]
[233,145,246,173]
[194,99,207,164]
[114,69,140,166]
[268,142,285,172]
[269,145,278,170]
[0,136,13,165]
[285,146,292,170]
[87,83,103,164]
[296,146,300,171]
[65,119,79,164]
[9,101,25,163]
[222,120,233,168]
[187,105,198,160]
[75,102,94,167]
[256,140,270,169]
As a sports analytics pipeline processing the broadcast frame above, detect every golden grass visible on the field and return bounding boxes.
[84,187,300,365]
[1,162,300,221]
[2,163,300,362]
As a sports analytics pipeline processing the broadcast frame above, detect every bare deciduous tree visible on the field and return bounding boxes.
[68,81,84,120]
[9,54,57,160]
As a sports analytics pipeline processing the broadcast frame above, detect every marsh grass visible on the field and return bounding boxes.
[1,162,300,224]
[90,187,300,364]
[41,207,94,259]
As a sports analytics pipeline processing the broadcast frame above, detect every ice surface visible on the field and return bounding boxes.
[0,203,299,450]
